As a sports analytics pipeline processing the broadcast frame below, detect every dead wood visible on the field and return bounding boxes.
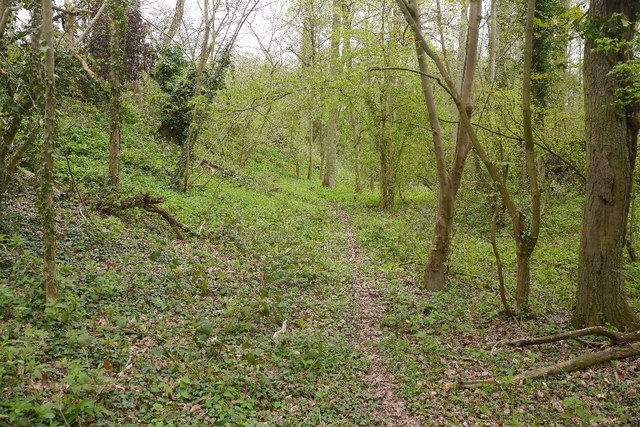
[448,326,640,389]
[109,193,191,240]
[507,326,640,347]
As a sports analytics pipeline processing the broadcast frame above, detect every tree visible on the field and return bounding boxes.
[40,0,58,301]
[407,0,481,291]
[321,0,342,189]
[175,0,212,192]
[398,0,542,311]
[573,0,640,330]
[108,0,127,188]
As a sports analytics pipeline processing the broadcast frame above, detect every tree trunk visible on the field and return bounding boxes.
[108,0,124,189]
[306,115,314,180]
[163,0,185,45]
[409,0,481,291]
[175,0,210,192]
[487,0,498,83]
[573,0,640,330]
[322,0,341,189]
[40,0,58,301]
[627,190,637,261]
[353,118,362,193]
[514,0,541,313]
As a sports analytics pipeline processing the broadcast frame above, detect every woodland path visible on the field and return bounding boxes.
[332,206,421,427]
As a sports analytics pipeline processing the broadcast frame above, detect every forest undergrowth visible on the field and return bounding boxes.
[1,104,639,425]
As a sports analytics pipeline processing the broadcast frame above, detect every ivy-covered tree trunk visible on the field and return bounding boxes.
[573,0,640,330]
[40,0,58,301]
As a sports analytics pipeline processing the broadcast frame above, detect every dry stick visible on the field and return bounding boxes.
[507,326,640,347]
[453,342,640,389]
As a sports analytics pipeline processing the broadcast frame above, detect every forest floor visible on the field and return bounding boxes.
[1,106,640,426]
[333,206,418,426]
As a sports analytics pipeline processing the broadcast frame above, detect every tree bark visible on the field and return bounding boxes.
[40,0,58,301]
[408,0,481,291]
[108,0,124,189]
[321,0,342,189]
[163,0,185,45]
[573,0,640,330]
[487,0,498,83]
[514,0,541,312]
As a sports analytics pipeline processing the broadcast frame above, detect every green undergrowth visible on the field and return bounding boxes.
[0,105,373,425]
[339,181,640,425]
[2,100,639,425]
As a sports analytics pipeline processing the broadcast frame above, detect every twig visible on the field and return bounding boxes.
[369,66,454,99]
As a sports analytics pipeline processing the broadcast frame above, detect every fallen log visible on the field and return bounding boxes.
[447,326,640,389]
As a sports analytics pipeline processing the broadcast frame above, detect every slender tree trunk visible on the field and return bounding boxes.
[627,190,638,261]
[487,0,498,83]
[378,97,394,211]
[0,0,11,36]
[434,0,450,73]
[322,0,342,189]
[409,0,481,291]
[353,114,362,193]
[514,0,541,313]
[318,121,325,181]
[108,0,124,189]
[307,115,314,180]
[573,0,640,330]
[40,0,58,301]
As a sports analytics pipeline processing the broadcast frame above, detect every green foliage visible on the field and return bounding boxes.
[150,46,233,145]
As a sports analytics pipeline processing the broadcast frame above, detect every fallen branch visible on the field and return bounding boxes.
[506,326,640,347]
[107,194,191,240]
[448,326,640,389]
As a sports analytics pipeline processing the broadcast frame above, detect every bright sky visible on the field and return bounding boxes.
[140,0,288,58]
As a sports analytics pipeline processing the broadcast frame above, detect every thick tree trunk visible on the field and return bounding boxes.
[573,0,640,330]
[40,0,58,301]
[322,0,341,189]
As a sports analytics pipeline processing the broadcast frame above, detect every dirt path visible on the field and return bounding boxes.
[333,207,421,427]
